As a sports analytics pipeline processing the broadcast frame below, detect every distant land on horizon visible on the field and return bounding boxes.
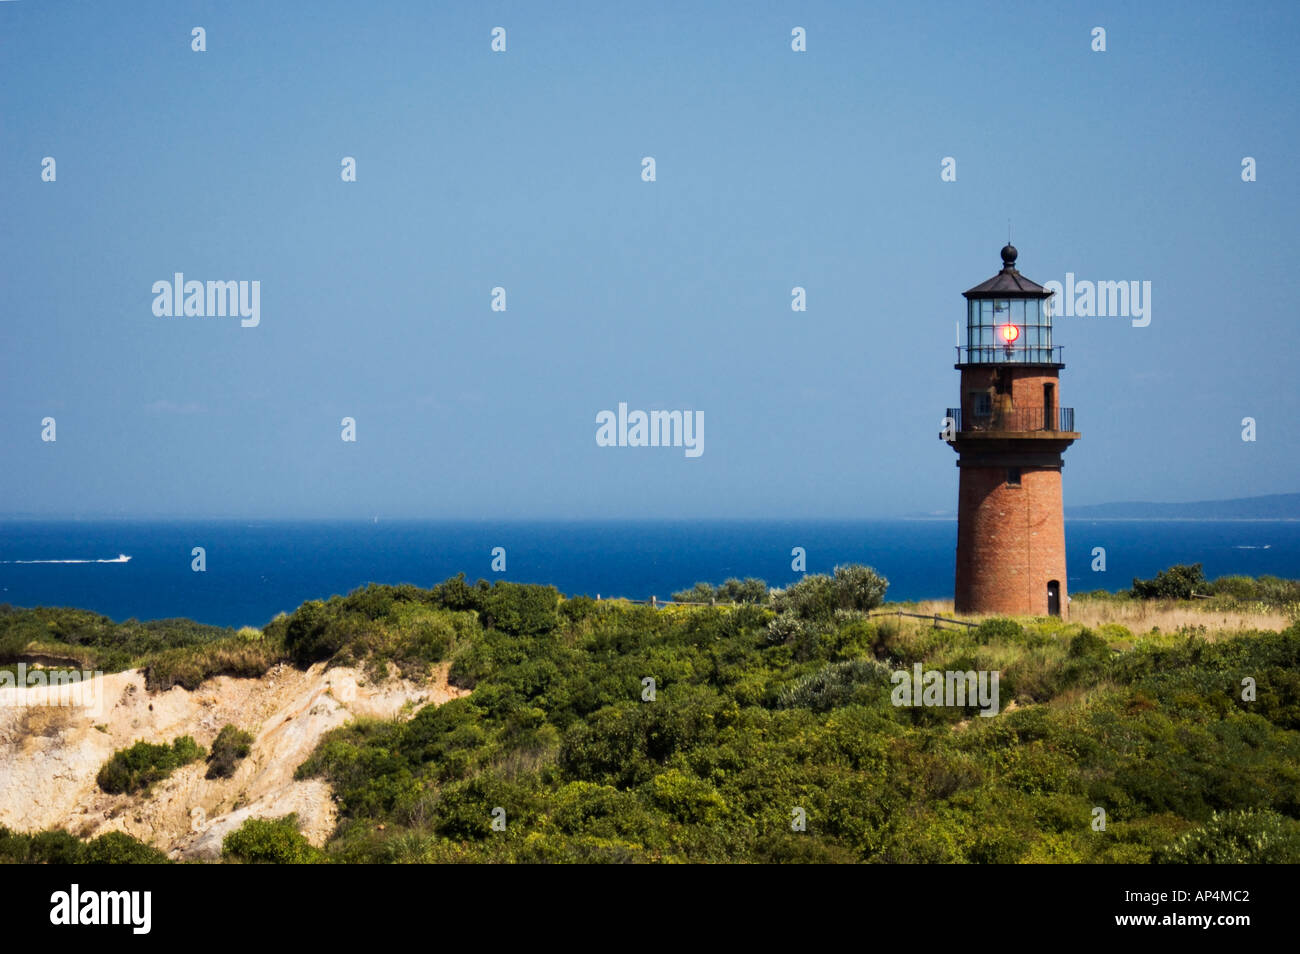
[913,493,1300,521]
[2,495,1300,524]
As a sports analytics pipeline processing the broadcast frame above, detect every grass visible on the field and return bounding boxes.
[891,595,1291,638]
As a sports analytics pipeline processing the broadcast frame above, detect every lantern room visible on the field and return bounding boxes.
[960,244,1058,365]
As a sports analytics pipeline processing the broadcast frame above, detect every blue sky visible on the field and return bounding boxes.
[2,0,1297,518]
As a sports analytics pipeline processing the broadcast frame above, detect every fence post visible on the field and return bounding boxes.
[650,595,657,608]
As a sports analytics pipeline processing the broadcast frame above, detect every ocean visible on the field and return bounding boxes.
[1,519,1298,628]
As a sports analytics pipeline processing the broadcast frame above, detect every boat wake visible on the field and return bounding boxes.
[0,553,132,564]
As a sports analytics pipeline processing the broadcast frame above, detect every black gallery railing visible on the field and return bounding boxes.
[944,406,1076,434]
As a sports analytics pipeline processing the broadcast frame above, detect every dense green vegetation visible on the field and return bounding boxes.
[0,604,285,691]
[6,566,1299,863]
[269,571,1300,863]
[206,724,255,780]
[0,827,169,864]
[97,736,207,795]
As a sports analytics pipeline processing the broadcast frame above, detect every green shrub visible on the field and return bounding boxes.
[0,827,167,864]
[1132,563,1206,600]
[278,599,343,665]
[1068,629,1110,659]
[559,595,599,623]
[832,565,889,612]
[223,814,319,864]
[1096,623,1133,643]
[772,566,888,622]
[97,736,206,795]
[429,573,490,612]
[974,618,1024,644]
[671,583,717,603]
[716,578,770,604]
[672,578,769,605]
[206,724,255,779]
[647,769,727,825]
[1154,809,1300,863]
[773,575,837,620]
[83,831,170,864]
[23,829,84,864]
[777,659,893,712]
[766,612,809,645]
[481,582,560,636]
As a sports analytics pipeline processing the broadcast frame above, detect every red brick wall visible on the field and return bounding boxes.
[954,464,1068,618]
[959,368,1061,418]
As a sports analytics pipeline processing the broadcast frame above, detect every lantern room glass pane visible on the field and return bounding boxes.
[962,296,1061,363]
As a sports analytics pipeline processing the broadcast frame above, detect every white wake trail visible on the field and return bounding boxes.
[0,554,132,564]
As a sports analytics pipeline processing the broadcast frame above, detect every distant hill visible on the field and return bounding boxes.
[1065,493,1300,520]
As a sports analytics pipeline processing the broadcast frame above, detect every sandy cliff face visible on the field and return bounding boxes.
[0,661,466,860]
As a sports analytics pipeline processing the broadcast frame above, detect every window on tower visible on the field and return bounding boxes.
[1007,467,1022,487]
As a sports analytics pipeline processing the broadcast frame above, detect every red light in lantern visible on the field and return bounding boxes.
[1000,324,1020,344]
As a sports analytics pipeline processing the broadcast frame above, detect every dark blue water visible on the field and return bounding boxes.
[1,520,1297,628]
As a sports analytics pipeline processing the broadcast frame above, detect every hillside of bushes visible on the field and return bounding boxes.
[2,566,1298,863]
[279,569,1300,863]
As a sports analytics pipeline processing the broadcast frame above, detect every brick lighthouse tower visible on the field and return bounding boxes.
[943,244,1079,618]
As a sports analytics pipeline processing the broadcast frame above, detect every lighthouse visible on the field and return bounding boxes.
[943,244,1079,618]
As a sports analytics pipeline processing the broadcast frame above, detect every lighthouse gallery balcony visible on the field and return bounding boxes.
[944,406,1076,435]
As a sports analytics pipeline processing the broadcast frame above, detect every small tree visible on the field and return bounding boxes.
[832,565,889,612]
[1131,563,1205,600]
